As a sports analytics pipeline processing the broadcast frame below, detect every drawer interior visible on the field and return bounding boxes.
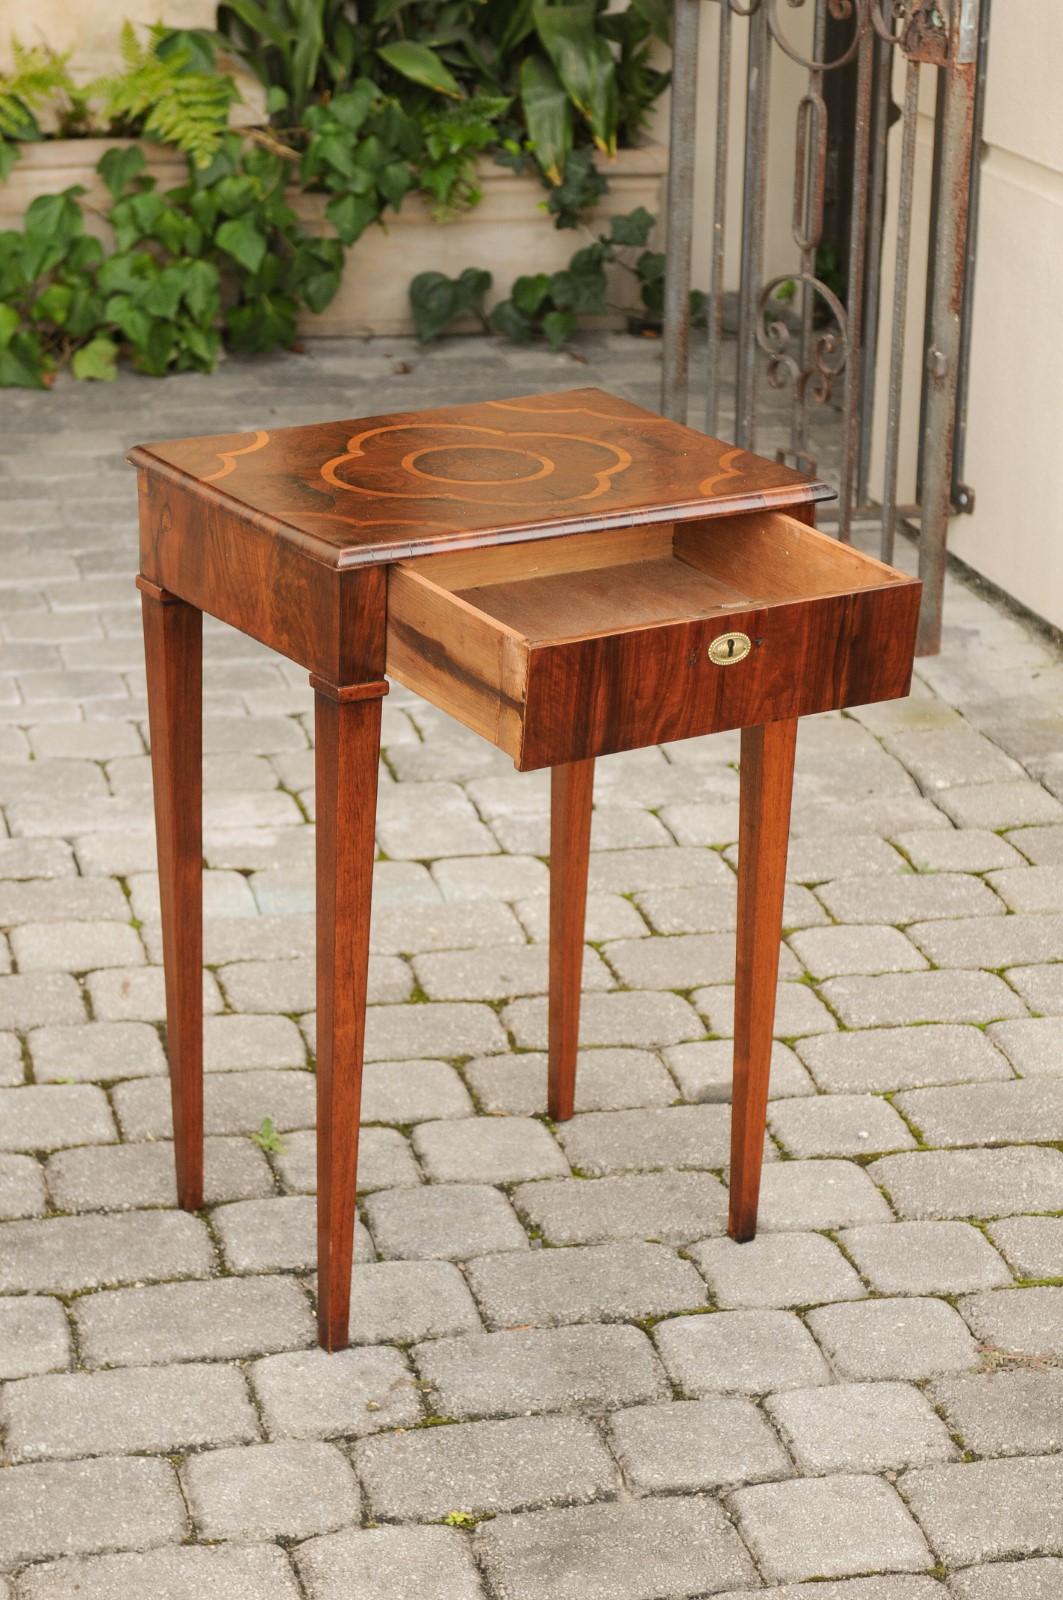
[391,510,907,647]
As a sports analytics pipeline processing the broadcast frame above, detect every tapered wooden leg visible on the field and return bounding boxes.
[729,718,798,1241]
[548,758,595,1122]
[138,577,203,1212]
[313,678,384,1352]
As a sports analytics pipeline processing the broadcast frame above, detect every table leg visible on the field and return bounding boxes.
[313,680,384,1351]
[138,577,203,1212]
[548,758,595,1121]
[729,718,798,1241]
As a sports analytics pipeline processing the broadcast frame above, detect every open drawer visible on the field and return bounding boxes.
[385,510,921,771]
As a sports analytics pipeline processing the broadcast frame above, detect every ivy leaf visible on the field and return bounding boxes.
[97,251,155,297]
[104,293,153,349]
[0,142,19,183]
[65,285,107,339]
[542,308,575,350]
[141,265,187,320]
[378,41,462,98]
[0,304,19,348]
[227,294,296,353]
[378,160,414,207]
[215,217,268,273]
[0,330,47,389]
[408,271,461,345]
[97,145,146,200]
[609,207,655,248]
[71,334,119,381]
[325,192,378,247]
[30,283,73,326]
[326,79,377,132]
[511,273,552,317]
[181,259,221,321]
[489,299,535,343]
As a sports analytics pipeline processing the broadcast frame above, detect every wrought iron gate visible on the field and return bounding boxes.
[660,0,988,654]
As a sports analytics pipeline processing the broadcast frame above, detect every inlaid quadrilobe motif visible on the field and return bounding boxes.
[131,387,832,566]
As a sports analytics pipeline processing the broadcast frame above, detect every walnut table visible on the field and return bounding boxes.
[132,387,920,1351]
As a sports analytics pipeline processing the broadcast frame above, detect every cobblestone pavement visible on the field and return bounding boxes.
[2,332,1063,1598]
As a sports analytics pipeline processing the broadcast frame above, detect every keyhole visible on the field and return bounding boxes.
[726,637,735,658]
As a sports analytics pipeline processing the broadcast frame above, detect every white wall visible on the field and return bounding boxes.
[947,2,1063,630]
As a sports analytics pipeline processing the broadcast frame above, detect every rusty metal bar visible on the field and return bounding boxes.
[951,0,991,513]
[734,0,771,450]
[916,0,982,655]
[660,0,701,423]
[856,28,895,506]
[881,56,921,566]
[704,0,733,437]
[836,14,874,544]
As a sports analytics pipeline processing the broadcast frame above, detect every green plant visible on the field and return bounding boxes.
[408,205,706,350]
[417,94,511,218]
[90,23,240,168]
[219,0,670,192]
[0,138,343,387]
[0,41,79,178]
[409,266,492,343]
[252,1115,285,1153]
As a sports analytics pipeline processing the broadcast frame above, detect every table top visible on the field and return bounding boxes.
[130,386,833,570]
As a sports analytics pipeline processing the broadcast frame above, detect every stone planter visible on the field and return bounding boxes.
[294,145,667,338]
[0,138,666,339]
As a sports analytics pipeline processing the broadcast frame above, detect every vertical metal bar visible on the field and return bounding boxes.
[881,58,921,566]
[916,66,947,502]
[917,0,982,655]
[734,0,771,450]
[705,0,733,438]
[660,0,701,423]
[792,0,827,475]
[836,13,874,544]
[856,29,894,506]
[951,0,991,512]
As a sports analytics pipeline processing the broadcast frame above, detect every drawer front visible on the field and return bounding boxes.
[516,583,920,769]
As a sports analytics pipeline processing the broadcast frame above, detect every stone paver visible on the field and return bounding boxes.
[182,1440,360,1540]
[512,1170,728,1246]
[655,1308,831,1395]
[2,335,1061,1595]
[465,1241,706,1327]
[355,1414,618,1521]
[17,1545,302,1600]
[476,1496,757,1600]
[294,1525,484,1600]
[931,1368,1063,1457]
[902,1455,1063,1566]
[1,1363,259,1461]
[414,1323,669,1419]
[807,1297,981,1380]
[731,1473,933,1583]
[765,1381,957,1474]
[607,1395,790,1492]
[839,1220,1012,1295]
[0,1456,186,1566]
[691,1231,864,1308]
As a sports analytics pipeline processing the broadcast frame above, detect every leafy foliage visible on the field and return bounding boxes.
[0,41,79,179]
[88,24,239,169]
[219,0,670,189]
[0,139,343,387]
[409,205,705,350]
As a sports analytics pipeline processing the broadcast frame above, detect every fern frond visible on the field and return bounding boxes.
[87,25,238,166]
[0,39,75,139]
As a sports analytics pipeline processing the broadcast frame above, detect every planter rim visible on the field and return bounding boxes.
[7,136,666,176]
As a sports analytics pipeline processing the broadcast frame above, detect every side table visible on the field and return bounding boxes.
[132,387,920,1350]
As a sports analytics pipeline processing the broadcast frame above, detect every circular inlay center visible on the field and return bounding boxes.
[406,446,552,485]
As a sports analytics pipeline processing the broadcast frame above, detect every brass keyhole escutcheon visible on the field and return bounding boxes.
[708,631,752,666]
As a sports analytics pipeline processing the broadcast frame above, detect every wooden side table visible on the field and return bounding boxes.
[132,387,920,1351]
